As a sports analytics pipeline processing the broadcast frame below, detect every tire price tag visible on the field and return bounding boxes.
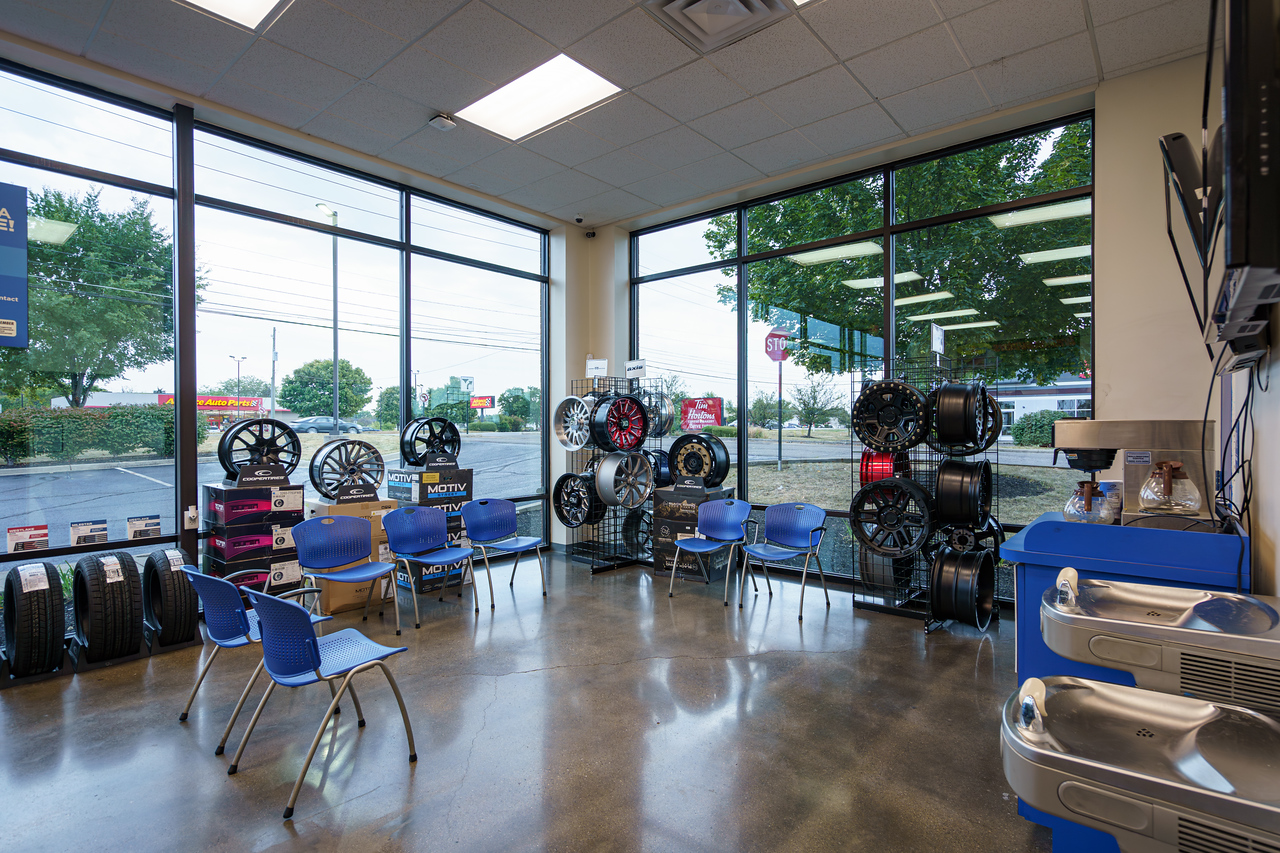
[272,525,295,550]
[17,563,49,592]
[101,555,123,583]
[272,560,301,586]
[165,549,185,571]
[271,488,303,512]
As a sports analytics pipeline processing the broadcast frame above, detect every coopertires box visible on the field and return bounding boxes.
[203,483,305,527]
[651,485,734,580]
[201,552,303,594]
[206,521,298,563]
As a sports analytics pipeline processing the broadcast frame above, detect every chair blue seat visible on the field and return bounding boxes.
[272,628,406,687]
[383,506,477,612]
[485,535,542,552]
[409,545,475,566]
[742,542,804,561]
[312,560,398,585]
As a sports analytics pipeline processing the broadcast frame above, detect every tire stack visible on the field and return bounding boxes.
[3,562,66,681]
[72,551,146,666]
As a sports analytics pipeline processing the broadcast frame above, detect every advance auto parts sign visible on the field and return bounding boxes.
[680,398,723,430]
[0,183,28,348]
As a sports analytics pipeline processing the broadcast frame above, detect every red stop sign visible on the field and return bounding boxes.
[765,327,790,362]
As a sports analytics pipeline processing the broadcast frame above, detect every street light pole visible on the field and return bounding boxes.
[317,203,340,437]
[230,355,247,426]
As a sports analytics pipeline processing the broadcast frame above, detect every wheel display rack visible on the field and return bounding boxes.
[564,377,666,573]
[847,355,1003,631]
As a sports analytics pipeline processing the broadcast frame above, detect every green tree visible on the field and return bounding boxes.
[498,387,531,420]
[525,386,542,428]
[0,188,185,407]
[278,359,372,418]
[376,385,400,430]
[748,389,794,427]
[657,373,688,408]
[789,373,841,437]
[200,374,272,398]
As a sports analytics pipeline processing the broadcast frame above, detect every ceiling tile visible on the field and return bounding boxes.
[879,71,991,132]
[975,32,1098,109]
[708,15,833,94]
[949,0,1087,66]
[567,7,698,88]
[688,98,791,149]
[624,172,704,207]
[934,0,997,17]
[86,31,226,95]
[471,145,566,184]
[520,121,617,167]
[802,0,942,60]
[732,129,827,176]
[205,76,320,128]
[97,0,256,70]
[485,0,633,48]
[757,65,871,128]
[548,189,651,226]
[399,123,509,166]
[1087,0,1176,26]
[633,60,750,123]
[674,152,764,192]
[502,170,613,210]
[846,25,967,99]
[264,0,406,79]
[447,163,524,196]
[368,47,493,114]
[381,139,467,177]
[798,103,903,156]
[624,126,723,170]
[571,94,679,147]
[1094,0,1209,77]
[575,149,665,185]
[324,83,432,141]
[224,39,359,109]
[418,1,557,87]
[300,110,400,155]
[327,0,460,41]
[2,1,99,56]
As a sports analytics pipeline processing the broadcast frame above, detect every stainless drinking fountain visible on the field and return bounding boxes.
[1001,676,1280,853]
[1042,568,1280,717]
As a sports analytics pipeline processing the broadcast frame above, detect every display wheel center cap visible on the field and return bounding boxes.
[618,417,631,430]
[878,407,900,425]
[881,508,901,528]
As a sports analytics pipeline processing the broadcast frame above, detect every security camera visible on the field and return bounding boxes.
[574,215,584,224]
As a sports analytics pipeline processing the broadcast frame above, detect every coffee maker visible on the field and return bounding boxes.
[1051,419,1217,529]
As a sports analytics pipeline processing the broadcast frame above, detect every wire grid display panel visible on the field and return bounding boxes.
[848,355,1003,621]
[566,377,662,573]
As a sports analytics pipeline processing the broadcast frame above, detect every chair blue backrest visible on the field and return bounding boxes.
[292,516,372,570]
[698,499,752,542]
[460,499,516,543]
[182,569,252,644]
[244,590,322,681]
[764,503,826,550]
[382,506,447,556]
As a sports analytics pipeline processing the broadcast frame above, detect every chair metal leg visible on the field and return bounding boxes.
[228,680,277,775]
[479,546,496,610]
[346,681,365,727]
[410,566,421,628]
[798,553,812,621]
[533,549,547,597]
[509,552,521,587]
[669,548,681,597]
[386,569,402,636]
[739,556,751,609]
[723,545,738,605]
[360,579,377,622]
[761,561,773,595]
[813,553,830,606]
[283,671,355,820]
[216,657,264,755]
[466,556,480,613]
[699,552,710,584]
[375,661,417,761]
[179,644,221,721]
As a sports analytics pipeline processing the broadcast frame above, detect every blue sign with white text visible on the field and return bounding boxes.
[0,182,28,348]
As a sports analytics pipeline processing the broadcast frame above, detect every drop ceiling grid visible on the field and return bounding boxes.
[1,0,1215,225]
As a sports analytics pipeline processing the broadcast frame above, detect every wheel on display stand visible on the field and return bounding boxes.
[308,439,386,500]
[594,452,655,508]
[622,509,653,556]
[930,547,996,631]
[635,389,674,437]
[934,459,992,527]
[858,449,911,487]
[640,448,672,488]
[852,380,930,452]
[940,517,1005,560]
[668,433,730,487]
[849,476,935,558]
[926,386,1002,456]
[589,395,649,452]
[553,473,608,528]
[217,418,301,479]
[552,396,594,451]
[400,417,461,464]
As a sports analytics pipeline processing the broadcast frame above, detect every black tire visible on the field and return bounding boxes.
[668,433,730,487]
[3,562,65,677]
[216,418,302,478]
[73,552,144,663]
[142,548,198,646]
[930,547,995,631]
[852,380,930,452]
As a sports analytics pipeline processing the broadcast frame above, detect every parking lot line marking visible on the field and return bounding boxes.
[116,467,171,487]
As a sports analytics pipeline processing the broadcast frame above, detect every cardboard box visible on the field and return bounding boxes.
[206,521,297,563]
[203,483,305,527]
[201,552,303,594]
[651,485,735,580]
[305,498,398,530]
[386,467,472,506]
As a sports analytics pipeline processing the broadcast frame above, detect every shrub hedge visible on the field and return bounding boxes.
[1010,409,1068,447]
[0,405,207,466]
[471,421,498,432]
[704,425,737,438]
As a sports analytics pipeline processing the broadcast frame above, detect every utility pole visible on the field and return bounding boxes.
[269,326,277,419]
[317,203,339,436]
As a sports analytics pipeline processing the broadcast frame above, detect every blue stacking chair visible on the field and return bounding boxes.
[741,503,830,620]
[382,506,476,610]
[230,589,417,820]
[179,569,331,757]
[460,498,546,610]
[293,515,409,635]
[670,498,752,605]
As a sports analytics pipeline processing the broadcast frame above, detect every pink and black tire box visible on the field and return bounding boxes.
[205,521,298,563]
[203,483,305,528]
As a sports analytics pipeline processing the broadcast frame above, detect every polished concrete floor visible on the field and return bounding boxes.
[0,554,1051,852]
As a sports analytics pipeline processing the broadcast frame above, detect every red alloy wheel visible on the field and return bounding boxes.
[605,397,647,451]
[859,450,911,488]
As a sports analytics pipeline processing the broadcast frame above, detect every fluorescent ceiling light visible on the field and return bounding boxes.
[907,308,978,322]
[989,198,1092,228]
[1019,245,1092,264]
[457,55,620,140]
[1074,312,1091,318]
[1044,274,1091,286]
[842,271,922,289]
[176,0,289,28]
[894,291,953,307]
[788,241,882,266]
[27,216,78,245]
[1059,296,1092,305]
[940,320,1000,330]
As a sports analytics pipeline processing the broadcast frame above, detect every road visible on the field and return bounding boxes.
[0,432,1062,552]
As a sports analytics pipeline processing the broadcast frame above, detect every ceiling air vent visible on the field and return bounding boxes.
[643,0,794,54]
